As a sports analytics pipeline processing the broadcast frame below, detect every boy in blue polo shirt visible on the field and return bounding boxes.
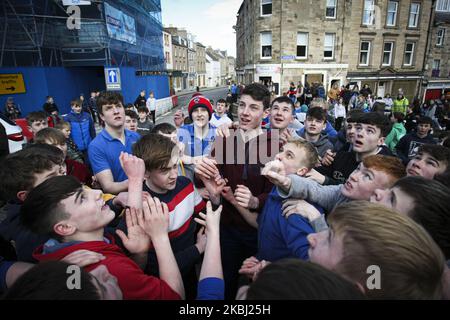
[237,139,320,278]
[178,96,216,159]
[88,92,141,194]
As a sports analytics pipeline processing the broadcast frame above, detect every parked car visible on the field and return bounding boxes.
[0,112,25,154]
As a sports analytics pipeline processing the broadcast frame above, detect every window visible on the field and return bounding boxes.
[296,32,308,58]
[437,28,445,46]
[386,1,398,26]
[404,42,415,66]
[326,0,337,18]
[382,42,394,66]
[437,0,450,12]
[359,41,371,66]
[409,3,420,28]
[324,33,335,59]
[261,0,272,16]
[432,60,440,77]
[261,32,272,58]
[363,0,375,25]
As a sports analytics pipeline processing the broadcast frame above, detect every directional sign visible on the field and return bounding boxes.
[0,73,26,95]
[104,67,121,91]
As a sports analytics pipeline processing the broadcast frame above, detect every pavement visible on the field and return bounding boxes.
[156,86,229,125]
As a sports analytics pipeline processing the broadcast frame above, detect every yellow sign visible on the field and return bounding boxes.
[0,73,26,95]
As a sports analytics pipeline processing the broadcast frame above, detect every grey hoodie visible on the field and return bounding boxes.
[277,174,350,213]
[300,132,334,158]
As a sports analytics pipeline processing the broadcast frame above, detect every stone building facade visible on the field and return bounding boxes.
[236,0,433,101]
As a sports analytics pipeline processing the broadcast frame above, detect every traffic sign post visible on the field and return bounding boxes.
[0,73,26,95]
[104,67,121,91]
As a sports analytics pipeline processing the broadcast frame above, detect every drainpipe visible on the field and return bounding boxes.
[421,0,436,103]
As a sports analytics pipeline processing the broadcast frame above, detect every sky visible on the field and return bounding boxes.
[161,0,242,57]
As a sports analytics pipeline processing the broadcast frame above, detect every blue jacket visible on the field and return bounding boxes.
[64,111,96,151]
[256,187,316,262]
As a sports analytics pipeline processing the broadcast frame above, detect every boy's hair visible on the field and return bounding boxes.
[417,144,450,170]
[34,127,66,146]
[247,259,365,300]
[391,112,405,123]
[242,83,271,110]
[271,96,295,111]
[306,107,327,122]
[133,133,177,172]
[70,100,81,107]
[96,91,124,115]
[357,112,392,137]
[347,109,364,123]
[151,122,176,135]
[0,145,64,201]
[2,261,99,300]
[26,111,47,126]
[362,155,405,186]
[20,175,81,239]
[125,110,138,120]
[137,106,149,114]
[216,99,227,105]
[394,176,450,259]
[287,138,319,170]
[309,98,327,109]
[54,121,71,131]
[418,116,433,126]
[435,171,450,189]
[183,117,193,125]
[328,201,445,299]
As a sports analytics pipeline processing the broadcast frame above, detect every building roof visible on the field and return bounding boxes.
[206,52,219,61]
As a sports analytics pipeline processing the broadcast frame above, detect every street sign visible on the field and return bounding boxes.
[281,55,296,60]
[0,73,26,95]
[104,67,121,91]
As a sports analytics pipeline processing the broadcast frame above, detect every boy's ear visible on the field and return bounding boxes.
[16,190,28,202]
[296,167,309,177]
[377,136,386,146]
[54,221,76,238]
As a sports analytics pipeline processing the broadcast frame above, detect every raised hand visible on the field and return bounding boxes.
[194,157,219,180]
[139,196,170,241]
[282,199,321,222]
[234,185,259,209]
[115,208,150,254]
[321,149,336,167]
[221,186,238,206]
[194,201,223,235]
[119,152,145,181]
[305,168,326,185]
[61,250,105,268]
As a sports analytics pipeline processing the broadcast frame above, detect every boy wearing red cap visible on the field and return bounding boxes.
[178,95,217,158]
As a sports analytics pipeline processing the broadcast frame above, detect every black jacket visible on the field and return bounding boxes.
[317,146,394,185]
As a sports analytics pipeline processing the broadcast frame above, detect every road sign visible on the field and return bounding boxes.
[281,55,296,60]
[0,73,26,95]
[104,67,121,91]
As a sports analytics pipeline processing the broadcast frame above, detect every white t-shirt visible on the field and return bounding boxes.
[334,104,346,118]
[209,113,232,128]
[146,97,156,111]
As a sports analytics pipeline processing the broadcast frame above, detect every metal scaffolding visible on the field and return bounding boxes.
[0,0,165,70]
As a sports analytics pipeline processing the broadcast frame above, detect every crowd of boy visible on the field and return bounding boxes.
[0,81,449,301]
